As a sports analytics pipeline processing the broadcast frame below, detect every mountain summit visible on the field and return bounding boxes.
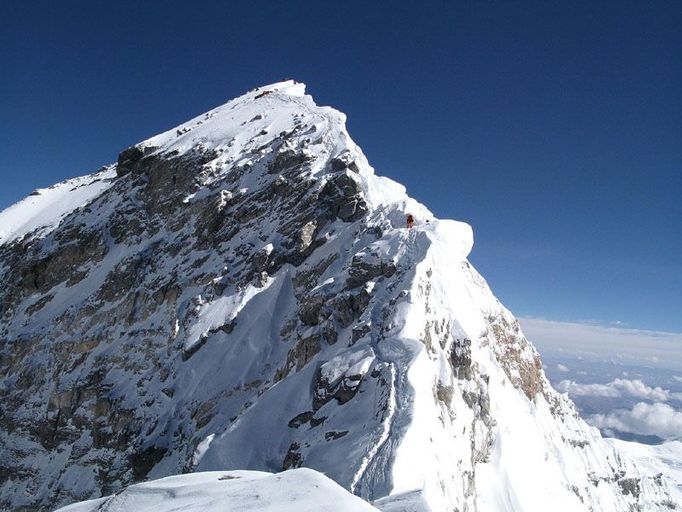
[0,81,676,511]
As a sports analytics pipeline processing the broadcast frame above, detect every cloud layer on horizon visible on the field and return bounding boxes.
[519,317,682,369]
[557,378,682,402]
[520,317,682,441]
[589,402,682,441]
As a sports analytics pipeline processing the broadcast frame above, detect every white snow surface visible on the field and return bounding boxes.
[2,80,678,512]
[607,439,682,505]
[53,468,380,512]
[0,167,116,246]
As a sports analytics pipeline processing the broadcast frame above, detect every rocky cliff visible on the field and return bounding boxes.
[0,81,676,511]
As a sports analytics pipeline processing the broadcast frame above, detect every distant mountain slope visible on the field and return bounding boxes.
[606,439,682,506]
[0,81,676,511]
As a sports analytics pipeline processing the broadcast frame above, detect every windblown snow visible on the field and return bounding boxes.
[0,81,677,512]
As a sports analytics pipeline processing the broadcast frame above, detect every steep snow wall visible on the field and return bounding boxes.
[0,81,676,512]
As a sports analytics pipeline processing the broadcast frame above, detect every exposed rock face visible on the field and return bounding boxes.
[0,81,676,512]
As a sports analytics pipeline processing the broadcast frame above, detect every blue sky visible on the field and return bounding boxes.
[1,1,680,331]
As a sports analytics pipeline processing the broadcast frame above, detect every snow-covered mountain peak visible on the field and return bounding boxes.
[139,79,314,158]
[0,83,677,512]
[120,79,428,219]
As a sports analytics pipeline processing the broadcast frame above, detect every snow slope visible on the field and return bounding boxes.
[54,468,380,512]
[0,167,116,245]
[0,81,677,511]
[607,439,682,506]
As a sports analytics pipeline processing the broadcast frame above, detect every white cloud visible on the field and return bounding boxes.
[673,376,682,383]
[613,379,670,401]
[558,380,620,398]
[557,378,670,401]
[519,317,682,370]
[556,364,569,372]
[589,402,682,441]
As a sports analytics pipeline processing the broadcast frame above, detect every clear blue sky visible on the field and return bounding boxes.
[1,1,680,331]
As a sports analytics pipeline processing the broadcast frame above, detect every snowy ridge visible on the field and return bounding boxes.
[0,166,116,246]
[53,468,380,512]
[0,81,677,511]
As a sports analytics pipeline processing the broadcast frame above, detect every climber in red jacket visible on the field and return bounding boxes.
[406,213,415,229]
